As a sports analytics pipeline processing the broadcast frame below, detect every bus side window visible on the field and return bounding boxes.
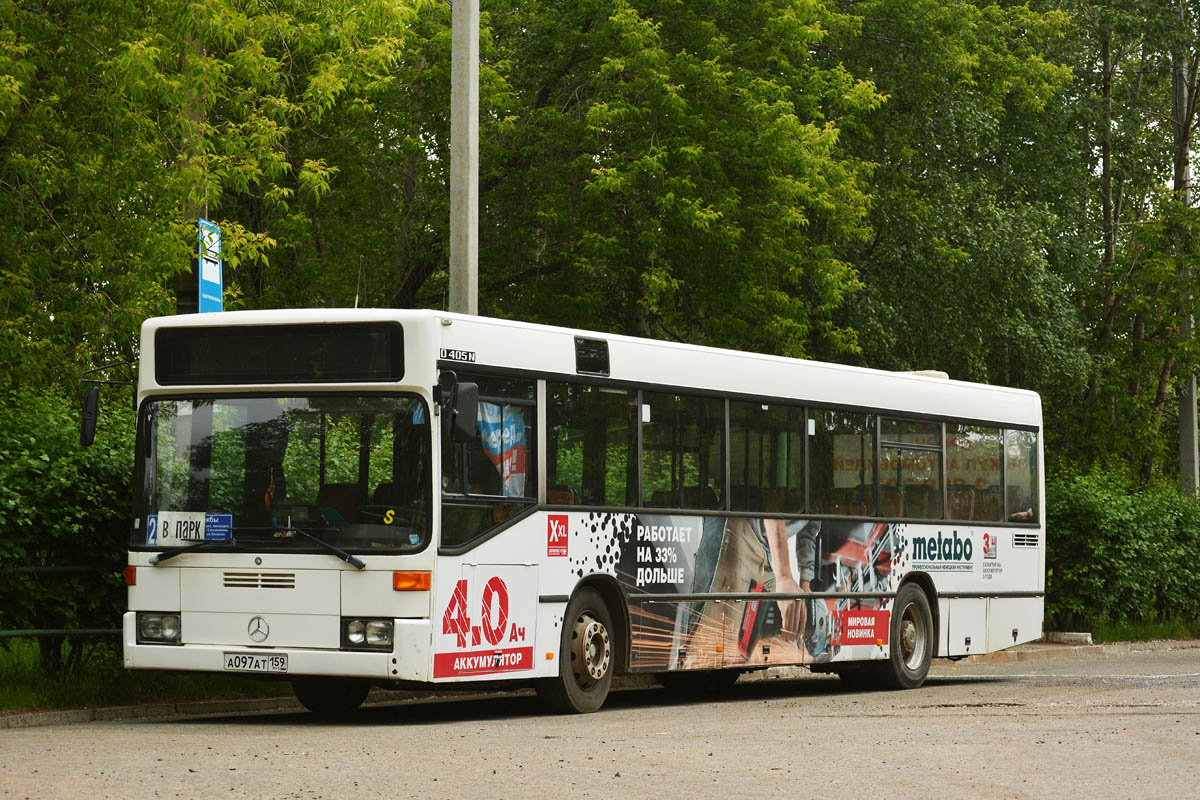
[1005,430,1038,522]
[946,425,1003,522]
[809,409,876,516]
[440,373,537,548]
[640,392,723,510]
[728,401,804,514]
[547,382,636,507]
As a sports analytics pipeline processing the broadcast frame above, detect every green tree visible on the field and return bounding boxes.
[828,1,1090,419]
[466,0,883,358]
[0,0,425,391]
[1062,0,1200,482]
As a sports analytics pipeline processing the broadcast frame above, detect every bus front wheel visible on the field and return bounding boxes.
[880,582,933,690]
[537,588,614,713]
[291,676,371,716]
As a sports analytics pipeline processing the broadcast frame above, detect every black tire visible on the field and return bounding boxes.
[657,669,741,696]
[291,676,371,716]
[537,588,614,713]
[879,582,934,689]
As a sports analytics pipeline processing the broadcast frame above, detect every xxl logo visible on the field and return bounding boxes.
[547,515,568,557]
[912,530,974,562]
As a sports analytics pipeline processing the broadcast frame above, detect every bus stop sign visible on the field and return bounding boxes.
[198,218,222,313]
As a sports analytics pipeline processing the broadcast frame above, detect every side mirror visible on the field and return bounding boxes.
[436,371,457,408]
[452,382,479,442]
[80,385,100,447]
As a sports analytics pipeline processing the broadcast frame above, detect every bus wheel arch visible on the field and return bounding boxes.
[881,578,936,690]
[573,574,631,674]
[537,585,617,713]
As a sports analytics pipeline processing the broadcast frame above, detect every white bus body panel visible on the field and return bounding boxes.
[129,309,1045,685]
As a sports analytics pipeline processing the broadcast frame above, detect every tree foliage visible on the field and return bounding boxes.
[1047,466,1200,626]
[471,0,882,357]
[0,386,134,671]
[3,0,1200,648]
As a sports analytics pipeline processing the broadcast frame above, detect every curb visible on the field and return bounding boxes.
[947,637,1200,665]
[3,639,1198,730]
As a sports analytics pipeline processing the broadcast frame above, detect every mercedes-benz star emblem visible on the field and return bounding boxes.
[247,616,270,643]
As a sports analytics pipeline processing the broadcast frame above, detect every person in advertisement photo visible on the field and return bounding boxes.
[617,513,904,672]
[620,514,823,671]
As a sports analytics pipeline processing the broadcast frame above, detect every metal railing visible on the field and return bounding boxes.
[0,565,122,638]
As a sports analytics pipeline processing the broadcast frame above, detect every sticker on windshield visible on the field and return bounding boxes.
[147,512,234,545]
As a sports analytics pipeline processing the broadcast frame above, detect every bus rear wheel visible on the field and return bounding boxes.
[291,676,371,716]
[880,582,933,690]
[537,588,614,713]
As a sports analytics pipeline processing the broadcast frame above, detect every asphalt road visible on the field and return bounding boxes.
[1,645,1197,799]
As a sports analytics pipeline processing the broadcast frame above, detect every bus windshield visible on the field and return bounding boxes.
[133,394,430,553]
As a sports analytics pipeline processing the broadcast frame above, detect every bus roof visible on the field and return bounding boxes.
[143,309,1042,428]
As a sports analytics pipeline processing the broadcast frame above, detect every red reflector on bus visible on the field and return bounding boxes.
[393,571,430,591]
[124,566,137,586]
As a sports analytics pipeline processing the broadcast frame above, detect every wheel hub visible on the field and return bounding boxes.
[899,603,927,669]
[573,613,611,683]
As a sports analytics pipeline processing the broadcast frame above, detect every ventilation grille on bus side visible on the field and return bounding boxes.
[1012,533,1040,548]
[223,572,296,589]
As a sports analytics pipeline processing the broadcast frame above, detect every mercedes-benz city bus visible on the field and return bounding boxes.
[105,309,1043,713]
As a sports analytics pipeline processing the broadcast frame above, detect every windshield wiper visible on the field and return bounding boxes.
[281,526,366,570]
[148,539,235,566]
[234,525,366,570]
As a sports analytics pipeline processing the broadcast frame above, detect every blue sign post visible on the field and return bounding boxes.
[198,218,223,313]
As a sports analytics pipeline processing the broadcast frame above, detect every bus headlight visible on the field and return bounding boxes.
[365,620,394,647]
[341,618,393,650]
[137,612,182,645]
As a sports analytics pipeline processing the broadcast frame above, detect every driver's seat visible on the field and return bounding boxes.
[316,483,359,525]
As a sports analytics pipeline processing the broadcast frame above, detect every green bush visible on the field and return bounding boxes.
[0,387,135,672]
[1046,466,1200,630]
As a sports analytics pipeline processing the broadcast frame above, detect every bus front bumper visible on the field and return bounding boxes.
[122,613,432,681]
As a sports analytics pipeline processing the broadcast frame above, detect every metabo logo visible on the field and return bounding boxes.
[912,531,973,562]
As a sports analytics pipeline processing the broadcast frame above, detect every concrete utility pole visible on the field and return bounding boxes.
[1173,2,1197,494]
[448,0,479,315]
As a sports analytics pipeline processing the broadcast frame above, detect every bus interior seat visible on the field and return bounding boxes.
[729,486,763,511]
[681,486,720,509]
[974,488,1003,522]
[760,488,789,513]
[947,486,974,519]
[904,484,940,519]
[373,481,417,506]
[547,485,575,504]
[648,486,720,510]
[317,483,360,525]
[823,487,852,515]
[880,486,903,517]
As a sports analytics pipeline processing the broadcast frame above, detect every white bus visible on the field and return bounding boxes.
[113,309,1044,713]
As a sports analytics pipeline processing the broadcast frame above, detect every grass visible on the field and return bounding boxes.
[1086,618,1200,644]
[0,638,288,713]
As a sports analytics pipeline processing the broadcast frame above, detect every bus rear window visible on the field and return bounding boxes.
[156,323,404,385]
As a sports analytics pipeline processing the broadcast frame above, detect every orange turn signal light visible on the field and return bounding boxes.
[392,571,431,591]
[124,566,137,586]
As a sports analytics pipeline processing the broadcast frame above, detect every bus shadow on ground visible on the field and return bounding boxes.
[165,673,1012,728]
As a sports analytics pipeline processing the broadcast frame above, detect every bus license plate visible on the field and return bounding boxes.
[223,652,288,673]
